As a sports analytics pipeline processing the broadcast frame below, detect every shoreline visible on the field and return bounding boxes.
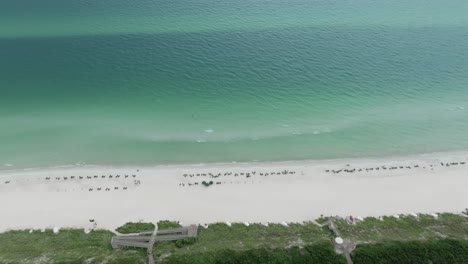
[1,150,467,233]
[3,149,468,173]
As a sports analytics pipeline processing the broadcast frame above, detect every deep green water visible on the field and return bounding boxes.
[1,0,468,169]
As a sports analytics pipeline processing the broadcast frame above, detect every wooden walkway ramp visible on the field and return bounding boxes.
[319,218,355,264]
[111,224,198,264]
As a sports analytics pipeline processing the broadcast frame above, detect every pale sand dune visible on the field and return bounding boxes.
[0,152,467,232]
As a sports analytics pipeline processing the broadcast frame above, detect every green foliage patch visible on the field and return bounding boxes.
[0,214,466,263]
[115,222,155,234]
[0,229,145,264]
[352,239,468,264]
[163,243,346,264]
[335,213,468,243]
[153,222,333,261]
[175,237,198,248]
[157,220,182,230]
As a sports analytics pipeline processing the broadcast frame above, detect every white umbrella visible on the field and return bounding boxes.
[335,237,344,245]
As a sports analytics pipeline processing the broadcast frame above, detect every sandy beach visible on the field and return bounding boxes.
[1,151,467,233]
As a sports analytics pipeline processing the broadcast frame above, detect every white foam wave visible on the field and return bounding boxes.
[313,128,332,135]
[447,106,465,111]
[205,129,214,133]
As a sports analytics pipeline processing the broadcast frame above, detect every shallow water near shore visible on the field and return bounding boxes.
[1,0,468,170]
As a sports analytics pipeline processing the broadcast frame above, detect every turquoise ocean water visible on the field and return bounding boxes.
[1,0,468,170]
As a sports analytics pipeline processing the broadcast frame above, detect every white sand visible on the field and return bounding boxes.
[1,151,467,232]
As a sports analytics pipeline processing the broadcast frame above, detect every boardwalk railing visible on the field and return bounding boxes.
[111,224,198,264]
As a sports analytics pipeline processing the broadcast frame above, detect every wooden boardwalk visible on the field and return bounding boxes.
[112,225,198,264]
[319,218,355,264]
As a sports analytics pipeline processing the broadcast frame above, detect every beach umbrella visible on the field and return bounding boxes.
[335,237,344,245]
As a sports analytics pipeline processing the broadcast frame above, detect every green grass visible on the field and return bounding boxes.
[154,222,334,262]
[163,242,347,264]
[157,221,182,230]
[352,239,468,264]
[0,214,466,263]
[115,222,155,234]
[334,213,468,243]
[0,222,335,263]
[0,229,146,264]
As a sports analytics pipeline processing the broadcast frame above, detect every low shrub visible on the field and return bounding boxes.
[175,237,198,248]
[163,242,346,264]
[158,220,182,229]
[116,222,155,234]
[352,239,468,264]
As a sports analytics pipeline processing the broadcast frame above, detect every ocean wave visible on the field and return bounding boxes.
[137,127,335,144]
[314,128,332,135]
[447,106,465,111]
[0,163,91,173]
